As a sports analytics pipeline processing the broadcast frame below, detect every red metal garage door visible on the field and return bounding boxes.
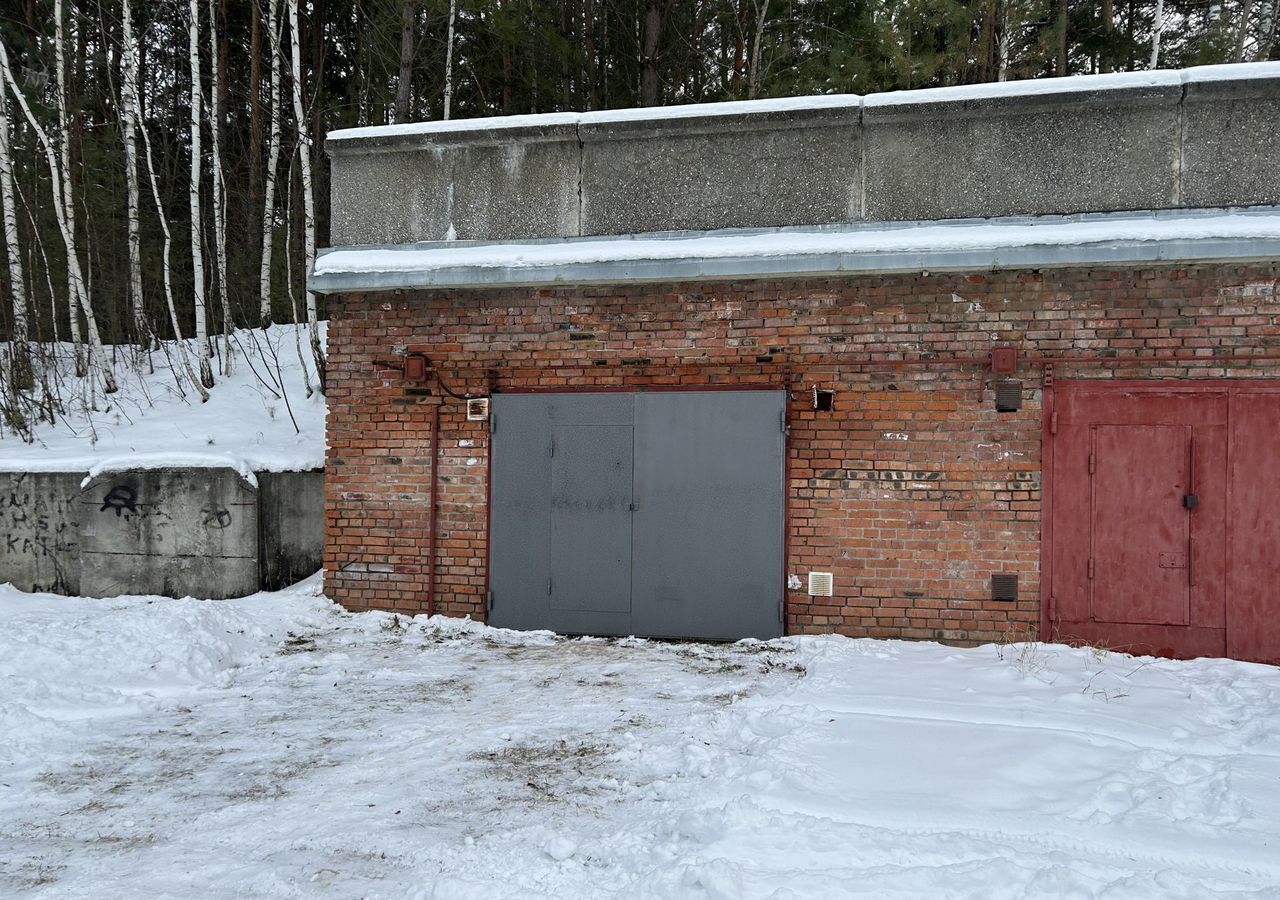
[1228,392,1280,665]
[1045,382,1280,664]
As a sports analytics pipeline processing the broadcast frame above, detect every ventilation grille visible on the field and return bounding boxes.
[807,572,834,597]
[466,397,491,421]
[994,380,1023,413]
[991,573,1019,602]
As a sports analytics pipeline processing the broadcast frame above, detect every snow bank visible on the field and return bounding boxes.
[0,323,327,474]
[0,575,331,772]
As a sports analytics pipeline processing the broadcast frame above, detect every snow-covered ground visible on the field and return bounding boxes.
[2,579,1280,899]
[0,324,327,474]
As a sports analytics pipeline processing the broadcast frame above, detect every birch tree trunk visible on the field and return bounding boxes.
[0,83,30,389]
[138,88,208,402]
[288,0,325,391]
[1234,0,1257,62]
[0,38,116,395]
[282,150,313,397]
[53,0,84,375]
[260,0,284,326]
[189,0,214,388]
[1151,0,1165,67]
[120,0,148,351]
[997,3,1012,82]
[443,0,458,119]
[208,0,232,373]
[1259,1,1278,60]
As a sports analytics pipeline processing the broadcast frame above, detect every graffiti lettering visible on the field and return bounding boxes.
[101,485,138,517]
[201,506,233,529]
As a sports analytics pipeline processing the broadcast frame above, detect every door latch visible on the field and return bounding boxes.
[1183,494,1199,510]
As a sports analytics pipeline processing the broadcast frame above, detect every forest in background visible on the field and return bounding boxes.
[0,0,1274,433]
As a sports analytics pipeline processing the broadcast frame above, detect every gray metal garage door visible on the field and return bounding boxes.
[488,391,785,640]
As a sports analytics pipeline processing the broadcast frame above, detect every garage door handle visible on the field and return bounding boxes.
[1183,494,1199,510]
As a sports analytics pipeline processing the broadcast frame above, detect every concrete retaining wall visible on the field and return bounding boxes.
[0,468,324,599]
[326,65,1280,246]
[258,471,325,591]
[0,471,82,595]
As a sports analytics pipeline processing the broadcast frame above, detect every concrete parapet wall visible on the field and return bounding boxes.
[0,468,324,599]
[579,105,862,236]
[326,64,1280,246]
[1182,75,1280,209]
[329,122,581,246]
[860,82,1182,221]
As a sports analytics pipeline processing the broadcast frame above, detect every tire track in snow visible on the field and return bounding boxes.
[741,804,1280,885]
[771,701,1280,761]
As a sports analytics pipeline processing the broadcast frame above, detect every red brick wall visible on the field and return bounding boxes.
[325,265,1280,645]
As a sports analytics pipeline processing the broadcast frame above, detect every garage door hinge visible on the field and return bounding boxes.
[780,409,789,436]
[547,577,553,596]
[1050,411,1058,435]
[1087,558,1095,580]
[1088,451,1096,475]
[778,599,785,622]
[489,413,496,433]
[487,590,494,611]
[548,439,555,457]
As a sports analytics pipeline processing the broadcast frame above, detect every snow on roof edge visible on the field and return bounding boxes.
[327,95,861,143]
[327,61,1280,144]
[313,208,1280,279]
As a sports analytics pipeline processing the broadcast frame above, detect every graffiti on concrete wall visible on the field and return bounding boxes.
[201,505,233,528]
[4,490,77,557]
[2,479,79,594]
[94,482,173,528]
[95,483,233,531]
[100,485,138,516]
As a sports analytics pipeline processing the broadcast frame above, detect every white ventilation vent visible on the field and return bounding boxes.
[466,397,490,421]
[807,572,834,597]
